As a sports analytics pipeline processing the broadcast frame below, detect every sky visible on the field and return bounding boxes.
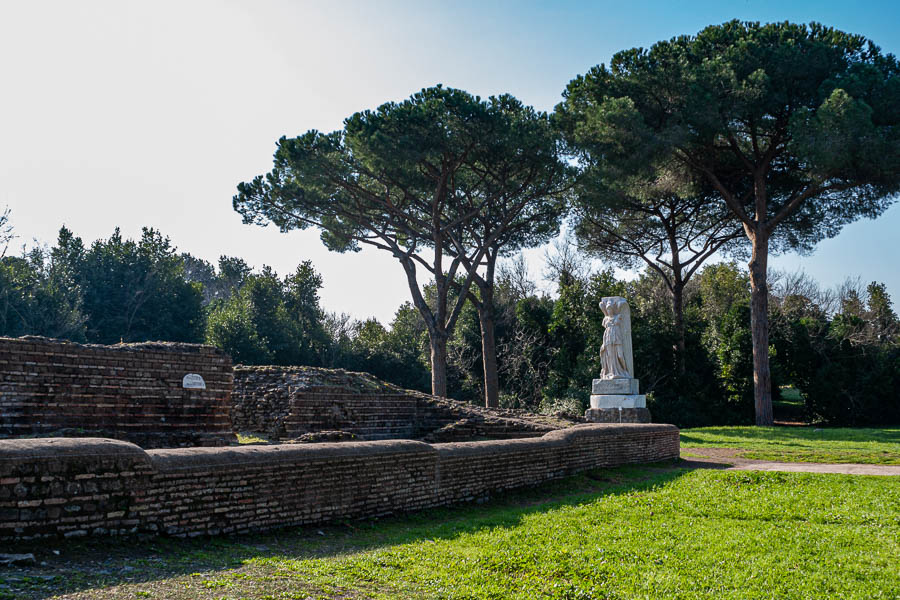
[2,0,899,323]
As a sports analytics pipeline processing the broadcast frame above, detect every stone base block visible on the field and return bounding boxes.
[585,407,651,423]
[592,378,639,395]
[590,394,646,409]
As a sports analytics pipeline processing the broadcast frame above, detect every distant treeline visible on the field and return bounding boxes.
[1,224,897,427]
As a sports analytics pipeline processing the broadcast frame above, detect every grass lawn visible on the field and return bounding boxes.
[681,426,900,465]
[2,464,898,599]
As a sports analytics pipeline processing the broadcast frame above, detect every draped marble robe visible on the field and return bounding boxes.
[599,297,634,379]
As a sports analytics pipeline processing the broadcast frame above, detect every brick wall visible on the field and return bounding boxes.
[0,336,235,448]
[0,438,155,539]
[0,424,679,540]
[232,366,571,442]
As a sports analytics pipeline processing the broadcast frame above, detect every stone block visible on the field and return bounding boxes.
[584,407,651,423]
[592,378,639,395]
[589,394,646,409]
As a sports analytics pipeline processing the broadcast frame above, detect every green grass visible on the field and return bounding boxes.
[2,465,898,599]
[777,386,805,404]
[235,432,271,444]
[681,426,900,465]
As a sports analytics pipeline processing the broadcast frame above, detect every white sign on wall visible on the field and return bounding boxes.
[182,373,206,390]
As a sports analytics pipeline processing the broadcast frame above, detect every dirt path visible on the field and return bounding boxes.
[681,447,900,476]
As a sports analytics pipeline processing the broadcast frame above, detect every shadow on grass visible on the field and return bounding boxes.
[676,458,732,470]
[1,461,697,600]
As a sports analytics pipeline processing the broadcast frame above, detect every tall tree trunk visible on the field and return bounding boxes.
[477,291,500,408]
[748,231,773,426]
[429,331,449,398]
[672,282,686,376]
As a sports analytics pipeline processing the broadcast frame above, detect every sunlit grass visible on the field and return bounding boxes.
[234,432,271,445]
[681,426,900,464]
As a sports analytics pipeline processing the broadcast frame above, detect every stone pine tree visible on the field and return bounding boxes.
[234,86,568,399]
[558,21,900,425]
[447,95,571,407]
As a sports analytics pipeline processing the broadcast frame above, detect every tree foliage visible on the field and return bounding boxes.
[772,278,900,425]
[0,207,13,258]
[72,228,205,344]
[235,85,570,399]
[1,226,204,344]
[0,249,86,340]
[557,20,900,424]
[204,262,329,366]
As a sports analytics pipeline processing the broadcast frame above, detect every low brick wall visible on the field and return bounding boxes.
[0,336,235,448]
[0,423,678,540]
[232,366,571,441]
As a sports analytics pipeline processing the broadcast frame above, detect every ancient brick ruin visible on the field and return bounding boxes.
[0,336,680,542]
[0,336,234,448]
[231,365,576,442]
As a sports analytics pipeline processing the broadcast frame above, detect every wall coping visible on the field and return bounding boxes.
[148,439,436,471]
[543,423,678,440]
[0,437,154,476]
[431,423,678,456]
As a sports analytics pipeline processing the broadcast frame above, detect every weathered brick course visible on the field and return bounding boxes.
[0,336,235,447]
[0,424,679,541]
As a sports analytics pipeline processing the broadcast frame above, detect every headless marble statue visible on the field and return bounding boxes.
[586,296,649,423]
[599,297,633,379]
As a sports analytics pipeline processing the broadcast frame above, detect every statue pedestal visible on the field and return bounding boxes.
[586,378,651,423]
[592,378,640,396]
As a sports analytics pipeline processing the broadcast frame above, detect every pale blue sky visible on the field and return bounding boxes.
[2,1,898,322]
